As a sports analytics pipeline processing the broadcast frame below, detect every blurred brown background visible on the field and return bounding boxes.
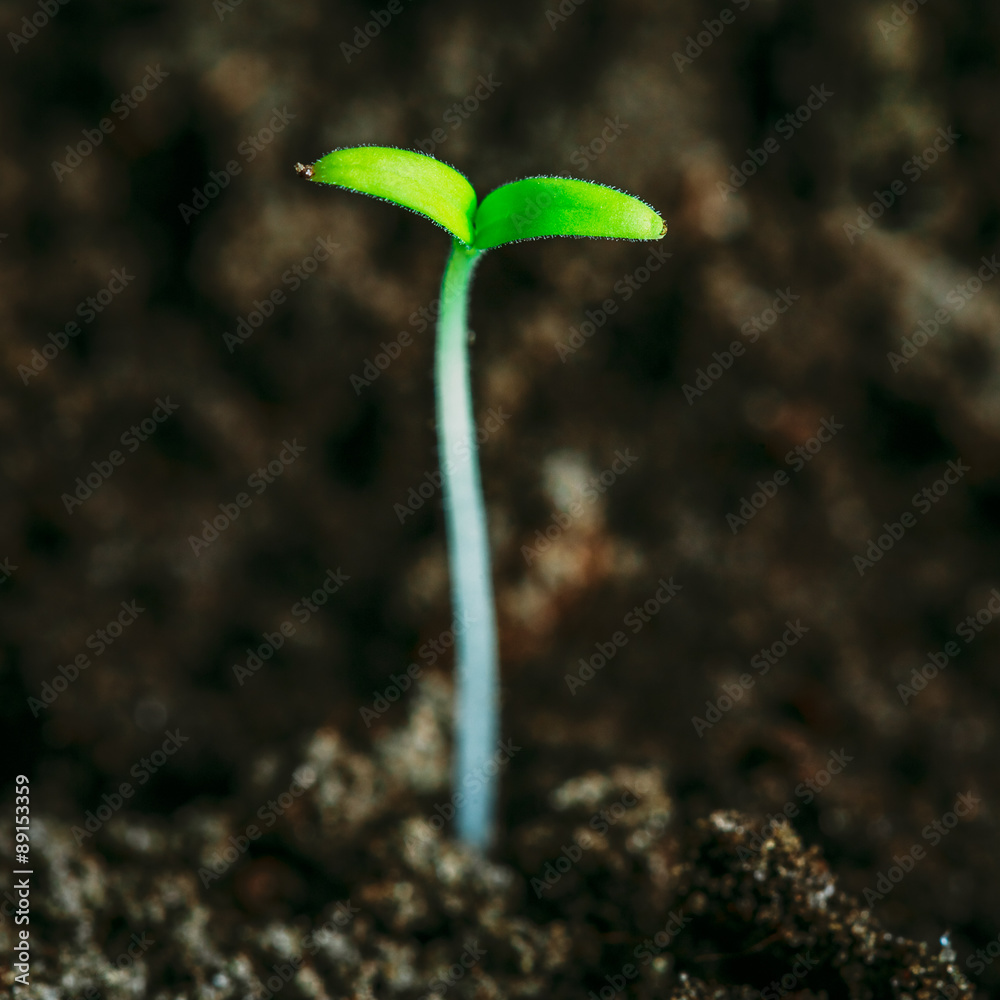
[2,0,999,987]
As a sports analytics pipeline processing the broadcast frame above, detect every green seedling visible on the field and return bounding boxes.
[295,145,666,852]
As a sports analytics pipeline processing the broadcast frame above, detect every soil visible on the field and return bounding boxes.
[0,677,978,998]
[1,0,999,997]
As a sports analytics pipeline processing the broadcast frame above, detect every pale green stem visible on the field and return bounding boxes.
[434,239,498,851]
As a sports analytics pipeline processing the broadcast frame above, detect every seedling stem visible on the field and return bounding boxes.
[435,240,497,850]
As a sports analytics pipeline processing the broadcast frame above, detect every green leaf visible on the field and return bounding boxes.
[472,176,666,251]
[300,146,477,246]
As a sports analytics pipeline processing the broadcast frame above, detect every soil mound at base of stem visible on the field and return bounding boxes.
[0,680,973,999]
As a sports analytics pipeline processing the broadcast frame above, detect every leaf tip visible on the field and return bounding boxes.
[659,219,668,238]
[294,161,315,179]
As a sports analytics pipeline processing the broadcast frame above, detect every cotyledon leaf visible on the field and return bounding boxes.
[298,146,478,247]
[472,176,666,251]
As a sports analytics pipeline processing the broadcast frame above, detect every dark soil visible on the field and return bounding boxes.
[1,0,999,996]
[0,678,977,998]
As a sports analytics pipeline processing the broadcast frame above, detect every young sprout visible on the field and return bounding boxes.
[296,146,666,851]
